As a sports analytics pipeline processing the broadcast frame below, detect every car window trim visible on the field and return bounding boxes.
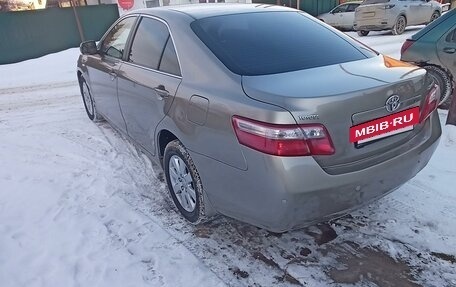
[122,14,183,78]
[123,59,183,79]
[97,15,139,61]
[157,35,170,71]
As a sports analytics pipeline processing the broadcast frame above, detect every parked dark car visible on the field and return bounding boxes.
[77,4,441,232]
[401,8,456,109]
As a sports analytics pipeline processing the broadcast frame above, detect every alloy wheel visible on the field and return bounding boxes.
[82,82,94,116]
[168,155,196,212]
[396,17,406,35]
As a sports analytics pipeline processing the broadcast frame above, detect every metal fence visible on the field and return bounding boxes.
[0,4,119,65]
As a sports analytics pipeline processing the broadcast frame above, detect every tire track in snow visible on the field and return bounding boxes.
[0,81,78,95]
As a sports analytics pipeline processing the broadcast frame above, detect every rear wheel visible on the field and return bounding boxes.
[423,65,454,109]
[164,140,209,224]
[392,15,406,35]
[79,77,103,122]
[357,30,369,37]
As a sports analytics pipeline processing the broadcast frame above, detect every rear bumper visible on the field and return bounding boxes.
[190,112,441,232]
[354,20,393,31]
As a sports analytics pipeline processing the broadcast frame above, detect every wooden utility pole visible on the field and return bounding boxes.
[71,0,85,43]
[446,88,456,126]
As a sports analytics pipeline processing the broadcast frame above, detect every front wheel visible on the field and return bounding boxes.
[357,30,369,37]
[164,140,209,224]
[79,77,103,122]
[423,65,454,109]
[392,16,406,35]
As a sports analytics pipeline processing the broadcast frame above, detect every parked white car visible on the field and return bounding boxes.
[318,1,362,31]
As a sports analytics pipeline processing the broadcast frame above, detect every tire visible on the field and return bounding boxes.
[392,15,406,35]
[422,65,454,110]
[357,30,369,37]
[429,11,440,24]
[164,140,209,224]
[79,77,103,122]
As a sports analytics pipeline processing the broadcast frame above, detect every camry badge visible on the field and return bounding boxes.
[385,95,401,112]
[298,114,319,121]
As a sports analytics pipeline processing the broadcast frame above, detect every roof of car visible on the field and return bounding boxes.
[133,4,297,20]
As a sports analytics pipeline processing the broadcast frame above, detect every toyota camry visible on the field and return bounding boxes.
[77,4,441,232]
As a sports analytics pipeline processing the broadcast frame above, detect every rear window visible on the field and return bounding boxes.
[361,0,389,4]
[191,12,372,76]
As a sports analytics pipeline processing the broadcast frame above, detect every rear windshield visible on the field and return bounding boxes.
[361,0,389,4]
[191,12,372,76]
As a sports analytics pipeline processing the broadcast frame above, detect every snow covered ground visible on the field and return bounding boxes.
[1,26,455,287]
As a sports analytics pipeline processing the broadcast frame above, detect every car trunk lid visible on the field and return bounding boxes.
[241,55,431,174]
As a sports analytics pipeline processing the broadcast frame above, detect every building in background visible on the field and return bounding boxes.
[0,0,46,11]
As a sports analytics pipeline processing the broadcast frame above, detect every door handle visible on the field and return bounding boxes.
[154,85,170,100]
[443,47,456,54]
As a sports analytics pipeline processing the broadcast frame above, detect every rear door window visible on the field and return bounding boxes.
[128,17,169,70]
[159,37,181,76]
[191,12,371,76]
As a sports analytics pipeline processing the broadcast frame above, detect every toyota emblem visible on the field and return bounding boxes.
[385,95,401,112]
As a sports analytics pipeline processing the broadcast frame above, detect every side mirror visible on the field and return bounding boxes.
[80,40,98,55]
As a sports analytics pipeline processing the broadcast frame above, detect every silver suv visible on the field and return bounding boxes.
[354,0,442,36]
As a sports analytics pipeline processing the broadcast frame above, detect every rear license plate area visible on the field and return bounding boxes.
[350,107,420,146]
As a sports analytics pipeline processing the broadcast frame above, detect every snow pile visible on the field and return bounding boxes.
[0,49,78,90]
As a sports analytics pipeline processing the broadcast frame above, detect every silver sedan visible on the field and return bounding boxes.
[77,4,441,232]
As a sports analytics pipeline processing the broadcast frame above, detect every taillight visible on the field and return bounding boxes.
[232,116,335,157]
[401,39,415,55]
[420,84,440,123]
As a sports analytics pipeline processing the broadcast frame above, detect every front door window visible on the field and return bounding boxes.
[100,17,136,59]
